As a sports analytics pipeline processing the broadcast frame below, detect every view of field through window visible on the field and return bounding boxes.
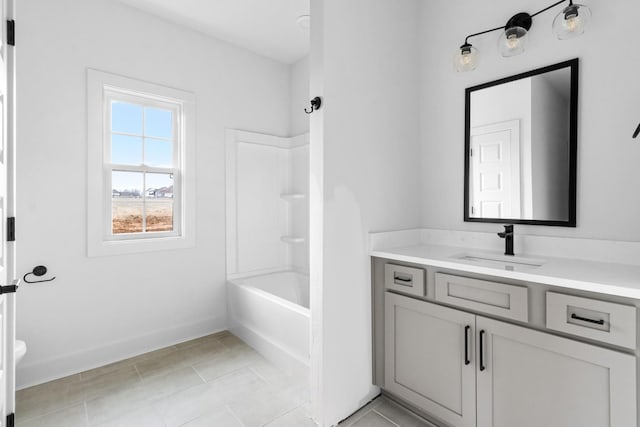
[111,101,175,234]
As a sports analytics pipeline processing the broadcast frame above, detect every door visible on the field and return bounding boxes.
[469,120,521,219]
[0,1,16,425]
[476,316,637,427]
[385,292,476,427]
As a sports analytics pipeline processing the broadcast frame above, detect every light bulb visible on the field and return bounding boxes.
[498,26,528,57]
[553,3,591,40]
[506,34,520,49]
[566,15,579,31]
[453,44,478,72]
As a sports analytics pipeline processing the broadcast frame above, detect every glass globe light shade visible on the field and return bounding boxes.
[498,26,528,57]
[553,3,591,40]
[453,45,478,72]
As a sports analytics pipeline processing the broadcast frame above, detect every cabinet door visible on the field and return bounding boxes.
[385,292,476,427]
[477,316,637,427]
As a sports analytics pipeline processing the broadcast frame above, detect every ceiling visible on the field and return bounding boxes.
[118,0,310,64]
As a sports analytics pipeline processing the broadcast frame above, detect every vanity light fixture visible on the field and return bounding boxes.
[454,0,591,72]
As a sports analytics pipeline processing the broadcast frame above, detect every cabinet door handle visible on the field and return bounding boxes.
[571,313,605,325]
[479,329,486,372]
[464,325,471,366]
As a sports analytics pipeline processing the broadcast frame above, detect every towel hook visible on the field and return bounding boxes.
[23,265,56,284]
[304,96,322,114]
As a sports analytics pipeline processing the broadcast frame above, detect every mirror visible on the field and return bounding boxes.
[464,59,578,227]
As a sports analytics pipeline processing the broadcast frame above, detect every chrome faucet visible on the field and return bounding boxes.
[497,225,514,256]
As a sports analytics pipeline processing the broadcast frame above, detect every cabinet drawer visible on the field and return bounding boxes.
[384,264,425,296]
[435,273,528,322]
[546,292,637,349]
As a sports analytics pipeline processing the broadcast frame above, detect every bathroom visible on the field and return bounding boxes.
[6,0,640,426]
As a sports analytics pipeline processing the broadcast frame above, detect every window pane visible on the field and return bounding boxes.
[144,138,173,167]
[112,171,143,234]
[112,102,143,134]
[146,200,173,232]
[144,107,173,139]
[112,134,143,165]
[145,173,174,232]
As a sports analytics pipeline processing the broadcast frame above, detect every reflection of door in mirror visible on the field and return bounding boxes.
[464,59,577,226]
[469,120,521,219]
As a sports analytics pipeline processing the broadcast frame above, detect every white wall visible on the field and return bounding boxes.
[309,0,422,425]
[531,75,570,221]
[16,0,290,388]
[290,56,310,136]
[420,0,640,240]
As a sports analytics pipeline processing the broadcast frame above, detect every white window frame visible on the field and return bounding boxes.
[88,69,196,256]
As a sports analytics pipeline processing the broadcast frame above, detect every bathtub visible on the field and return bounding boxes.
[227,271,310,376]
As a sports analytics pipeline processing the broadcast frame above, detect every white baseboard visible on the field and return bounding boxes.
[229,320,309,379]
[17,315,227,390]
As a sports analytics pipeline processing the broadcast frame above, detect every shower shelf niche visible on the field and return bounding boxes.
[280,236,305,244]
[280,193,306,202]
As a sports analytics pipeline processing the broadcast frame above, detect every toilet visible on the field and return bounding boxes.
[15,340,26,365]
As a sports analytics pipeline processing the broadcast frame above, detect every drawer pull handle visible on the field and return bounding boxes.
[571,313,605,325]
[393,273,413,287]
[464,325,471,366]
[479,330,486,371]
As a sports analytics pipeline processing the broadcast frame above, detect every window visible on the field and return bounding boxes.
[88,70,195,256]
[107,93,179,237]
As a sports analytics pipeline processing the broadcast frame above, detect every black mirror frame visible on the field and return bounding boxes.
[463,58,579,227]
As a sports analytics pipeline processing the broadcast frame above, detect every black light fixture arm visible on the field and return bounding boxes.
[463,25,505,45]
[531,0,568,18]
[461,0,571,45]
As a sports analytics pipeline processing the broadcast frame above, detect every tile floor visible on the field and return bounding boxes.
[339,396,436,427]
[16,331,311,427]
[16,331,433,427]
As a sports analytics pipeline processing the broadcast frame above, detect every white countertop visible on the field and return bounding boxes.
[371,244,640,300]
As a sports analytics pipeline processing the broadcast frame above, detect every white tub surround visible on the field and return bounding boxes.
[225,130,310,378]
[226,129,310,278]
[227,272,310,377]
[370,229,640,299]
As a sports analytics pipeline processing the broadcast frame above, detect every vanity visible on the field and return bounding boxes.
[371,242,640,427]
[369,57,640,426]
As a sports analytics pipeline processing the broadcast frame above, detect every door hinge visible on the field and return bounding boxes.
[6,20,14,46]
[0,279,18,294]
[469,148,473,157]
[7,217,15,241]
[471,206,475,215]
[6,413,14,427]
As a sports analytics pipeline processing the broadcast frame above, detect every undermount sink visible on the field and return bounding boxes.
[452,253,546,269]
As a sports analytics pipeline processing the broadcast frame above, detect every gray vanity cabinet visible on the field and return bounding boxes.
[476,316,637,427]
[384,291,637,427]
[385,292,477,427]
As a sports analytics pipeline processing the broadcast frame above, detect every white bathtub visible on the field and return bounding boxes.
[227,271,310,376]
